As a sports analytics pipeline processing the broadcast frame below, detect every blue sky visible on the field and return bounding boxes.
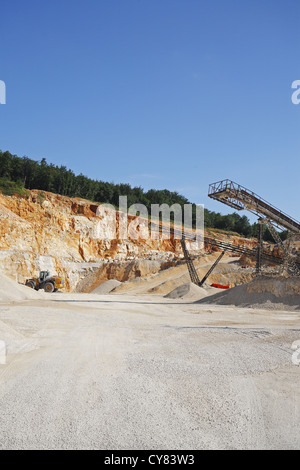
[1,0,300,223]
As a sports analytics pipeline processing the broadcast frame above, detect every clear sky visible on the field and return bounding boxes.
[1,0,300,223]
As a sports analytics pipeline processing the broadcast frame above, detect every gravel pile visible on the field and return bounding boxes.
[91,279,122,294]
[165,282,209,301]
[198,276,300,310]
[0,271,44,302]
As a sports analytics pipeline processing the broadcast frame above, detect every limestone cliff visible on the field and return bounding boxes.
[0,189,264,291]
[0,190,196,291]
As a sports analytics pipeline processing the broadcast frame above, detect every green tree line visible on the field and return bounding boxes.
[0,150,286,242]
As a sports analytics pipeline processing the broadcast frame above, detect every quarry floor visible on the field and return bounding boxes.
[0,291,299,450]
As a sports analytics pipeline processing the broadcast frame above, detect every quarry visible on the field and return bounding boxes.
[0,180,299,450]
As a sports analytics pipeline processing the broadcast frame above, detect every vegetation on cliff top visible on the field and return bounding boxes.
[0,150,286,241]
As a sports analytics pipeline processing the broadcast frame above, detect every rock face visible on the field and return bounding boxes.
[0,189,276,292]
[0,190,199,291]
[74,258,177,293]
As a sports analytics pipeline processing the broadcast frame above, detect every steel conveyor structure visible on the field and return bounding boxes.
[208,179,300,234]
[208,179,300,275]
[154,222,285,266]
[130,183,300,286]
[153,221,297,286]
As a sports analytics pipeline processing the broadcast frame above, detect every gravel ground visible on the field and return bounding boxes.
[0,292,299,450]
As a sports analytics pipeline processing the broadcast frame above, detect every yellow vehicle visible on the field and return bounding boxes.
[25,271,64,293]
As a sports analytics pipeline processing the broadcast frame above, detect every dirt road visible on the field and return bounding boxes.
[0,292,299,450]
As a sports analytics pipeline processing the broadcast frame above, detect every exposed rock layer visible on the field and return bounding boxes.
[0,190,270,291]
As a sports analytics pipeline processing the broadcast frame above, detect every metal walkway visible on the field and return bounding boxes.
[208,179,300,234]
[154,222,290,268]
[145,220,299,286]
[208,179,300,275]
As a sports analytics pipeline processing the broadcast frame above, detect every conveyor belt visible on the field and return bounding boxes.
[150,221,288,267]
[208,179,300,234]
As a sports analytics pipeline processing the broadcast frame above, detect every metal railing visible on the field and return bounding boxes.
[208,179,300,234]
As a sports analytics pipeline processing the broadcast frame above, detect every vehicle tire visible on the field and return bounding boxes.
[25,281,35,289]
[44,282,55,293]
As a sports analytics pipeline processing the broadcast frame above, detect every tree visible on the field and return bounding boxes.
[0,149,279,240]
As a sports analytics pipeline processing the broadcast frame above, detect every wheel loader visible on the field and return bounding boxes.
[25,271,64,293]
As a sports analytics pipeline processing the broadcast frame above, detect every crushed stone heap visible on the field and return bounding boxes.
[197,276,300,310]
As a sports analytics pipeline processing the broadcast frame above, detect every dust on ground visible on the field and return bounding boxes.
[0,265,299,450]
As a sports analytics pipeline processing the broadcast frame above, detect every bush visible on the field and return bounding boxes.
[0,177,27,197]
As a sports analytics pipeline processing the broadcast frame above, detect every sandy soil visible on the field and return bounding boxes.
[109,254,254,297]
[0,289,299,450]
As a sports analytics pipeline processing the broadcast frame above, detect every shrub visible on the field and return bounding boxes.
[0,177,28,197]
